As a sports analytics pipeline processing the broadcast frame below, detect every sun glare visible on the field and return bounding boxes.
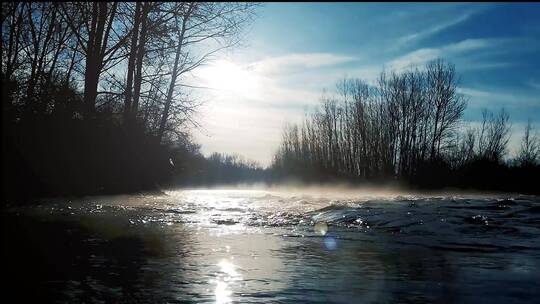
[199,60,260,99]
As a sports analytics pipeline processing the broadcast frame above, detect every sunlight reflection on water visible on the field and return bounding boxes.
[314,222,328,235]
[9,188,540,303]
[213,259,242,304]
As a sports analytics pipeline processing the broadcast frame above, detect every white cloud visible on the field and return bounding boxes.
[443,38,495,52]
[457,87,494,98]
[388,48,441,71]
[250,53,357,76]
[388,38,513,71]
[194,105,304,166]
[458,86,540,108]
[191,53,361,165]
[397,10,476,46]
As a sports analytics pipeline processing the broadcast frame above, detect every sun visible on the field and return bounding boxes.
[198,60,260,99]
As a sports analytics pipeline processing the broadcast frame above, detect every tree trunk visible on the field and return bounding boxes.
[82,2,109,118]
[131,2,150,118]
[157,7,191,142]
[123,2,141,120]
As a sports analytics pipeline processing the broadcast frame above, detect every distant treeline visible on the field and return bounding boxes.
[271,59,540,194]
[173,152,267,187]
[1,2,258,202]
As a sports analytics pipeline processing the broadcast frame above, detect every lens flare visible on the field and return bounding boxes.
[314,222,328,236]
[324,235,338,251]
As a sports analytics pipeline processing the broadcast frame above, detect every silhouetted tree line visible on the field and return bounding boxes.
[172,152,267,186]
[1,2,258,202]
[272,59,540,194]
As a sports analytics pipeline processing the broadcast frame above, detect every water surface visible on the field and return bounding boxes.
[4,188,540,303]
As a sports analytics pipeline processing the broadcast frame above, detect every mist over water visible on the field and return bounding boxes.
[4,186,540,303]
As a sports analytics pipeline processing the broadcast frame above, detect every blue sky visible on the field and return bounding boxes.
[191,3,540,166]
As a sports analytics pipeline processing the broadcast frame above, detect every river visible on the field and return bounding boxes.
[3,187,540,303]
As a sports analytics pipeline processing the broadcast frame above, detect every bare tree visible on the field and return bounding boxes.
[425,59,467,159]
[1,2,27,79]
[156,2,258,142]
[517,119,540,166]
[476,108,511,163]
[273,59,471,180]
[59,2,131,117]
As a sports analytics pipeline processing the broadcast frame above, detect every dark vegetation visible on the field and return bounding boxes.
[2,73,266,201]
[177,152,267,187]
[1,2,260,203]
[272,60,540,194]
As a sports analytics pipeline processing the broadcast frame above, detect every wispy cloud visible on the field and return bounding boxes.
[443,38,495,52]
[251,53,357,75]
[457,86,540,108]
[528,80,540,90]
[457,87,494,98]
[388,38,513,71]
[388,48,441,71]
[459,62,512,71]
[396,8,483,47]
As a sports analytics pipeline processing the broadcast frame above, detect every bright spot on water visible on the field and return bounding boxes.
[214,280,232,304]
[324,236,338,251]
[214,259,242,304]
[217,259,239,277]
[314,222,328,236]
